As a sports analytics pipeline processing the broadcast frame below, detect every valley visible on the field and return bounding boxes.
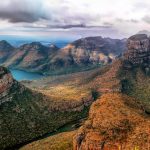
[0,0,150,150]
[19,34,150,150]
[0,33,149,150]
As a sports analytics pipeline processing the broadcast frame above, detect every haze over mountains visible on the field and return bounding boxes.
[0,36,126,75]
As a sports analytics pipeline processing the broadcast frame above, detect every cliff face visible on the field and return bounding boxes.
[0,67,14,104]
[124,34,150,69]
[72,36,126,55]
[73,34,150,150]
[50,37,126,68]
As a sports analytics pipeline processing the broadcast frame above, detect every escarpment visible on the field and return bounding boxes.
[73,34,150,150]
[0,66,25,104]
[124,34,150,70]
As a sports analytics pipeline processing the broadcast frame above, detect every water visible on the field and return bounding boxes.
[10,69,44,81]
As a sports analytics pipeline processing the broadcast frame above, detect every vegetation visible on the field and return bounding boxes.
[118,63,150,112]
[0,81,90,149]
[20,131,75,150]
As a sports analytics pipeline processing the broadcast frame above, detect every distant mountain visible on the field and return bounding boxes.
[41,36,126,74]
[1,36,126,75]
[0,40,14,63]
[3,42,59,72]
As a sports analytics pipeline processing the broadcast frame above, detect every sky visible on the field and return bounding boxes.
[0,0,150,39]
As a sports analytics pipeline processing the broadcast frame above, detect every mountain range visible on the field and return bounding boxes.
[21,34,150,150]
[0,34,149,150]
[0,36,126,75]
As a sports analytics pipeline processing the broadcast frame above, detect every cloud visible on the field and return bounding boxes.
[0,0,150,38]
[0,0,47,23]
[142,15,150,24]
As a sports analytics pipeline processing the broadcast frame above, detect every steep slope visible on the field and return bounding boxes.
[73,34,150,150]
[3,42,59,72]
[73,93,150,150]
[1,37,126,75]
[0,40,14,63]
[43,36,126,74]
[0,66,94,150]
[21,131,76,150]
[20,34,150,150]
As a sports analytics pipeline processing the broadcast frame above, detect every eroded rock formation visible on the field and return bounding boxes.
[0,67,17,104]
[124,34,150,68]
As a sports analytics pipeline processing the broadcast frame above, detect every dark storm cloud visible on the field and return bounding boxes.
[0,0,106,30]
[0,11,47,23]
[0,0,48,23]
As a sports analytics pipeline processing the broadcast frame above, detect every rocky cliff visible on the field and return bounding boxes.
[73,34,150,150]
[47,37,126,73]
[0,67,15,104]
[73,93,150,150]
[124,34,150,69]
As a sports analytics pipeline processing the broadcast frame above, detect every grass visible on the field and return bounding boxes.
[20,131,75,150]
[38,85,91,101]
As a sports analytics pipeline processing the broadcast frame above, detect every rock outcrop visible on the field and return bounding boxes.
[124,34,150,69]
[0,40,14,63]
[73,93,150,150]
[0,67,14,104]
[51,36,126,67]
[73,34,150,150]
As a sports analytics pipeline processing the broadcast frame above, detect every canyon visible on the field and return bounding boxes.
[73,34,150,150]
[0,34,149,150]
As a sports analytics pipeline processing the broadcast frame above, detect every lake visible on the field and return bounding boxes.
[10,69,44,81]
